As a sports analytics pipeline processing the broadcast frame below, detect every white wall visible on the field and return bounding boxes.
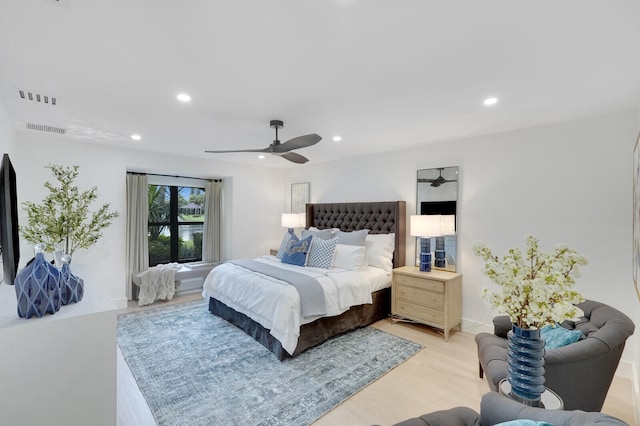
[0,96,15,154]
[287,109,640,377]
[13,131,286,308]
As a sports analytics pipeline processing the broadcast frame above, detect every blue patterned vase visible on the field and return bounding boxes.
[60,254,84,305]
[14,243,62,319]
[506,324,546,406]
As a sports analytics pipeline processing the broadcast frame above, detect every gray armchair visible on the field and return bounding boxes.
[475,299,635,412]
[392,391,628,425]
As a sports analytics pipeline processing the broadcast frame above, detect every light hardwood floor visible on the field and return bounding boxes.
[117,294,637,426]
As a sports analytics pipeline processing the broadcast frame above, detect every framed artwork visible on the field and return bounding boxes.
[291,182,310,214]
[634,132,640,302]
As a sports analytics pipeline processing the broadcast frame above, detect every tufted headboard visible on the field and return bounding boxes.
[305,201,406,269]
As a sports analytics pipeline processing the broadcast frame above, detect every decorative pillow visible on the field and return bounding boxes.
[365,233,395,273]
[276,232,297,259]
[332,244,367,270]
[281,235,312,267]
[541,324,583,349]
[306,236,338,269]
[495,421,554,426]
[302,228,334,241]
[335,229,370,246]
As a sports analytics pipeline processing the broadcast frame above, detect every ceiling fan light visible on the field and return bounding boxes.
[333,135,342,142]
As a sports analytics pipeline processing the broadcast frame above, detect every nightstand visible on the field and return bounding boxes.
[391,266,462,341]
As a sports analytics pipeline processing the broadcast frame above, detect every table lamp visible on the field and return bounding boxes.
[281,213,305,234]
[410,215,442,272]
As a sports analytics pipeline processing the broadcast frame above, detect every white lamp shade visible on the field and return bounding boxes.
[440,215,456,235]
[410,215,442,237]
[281,213,305,229]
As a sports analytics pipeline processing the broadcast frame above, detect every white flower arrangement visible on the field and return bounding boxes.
[474,234,587,329]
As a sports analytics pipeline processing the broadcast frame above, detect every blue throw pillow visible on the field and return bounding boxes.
[306,236,338,269]
[281,235,312,266]
[541,324,583,349]
[276,232,297,259]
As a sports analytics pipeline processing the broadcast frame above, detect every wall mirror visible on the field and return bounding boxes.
[416,166,459,272]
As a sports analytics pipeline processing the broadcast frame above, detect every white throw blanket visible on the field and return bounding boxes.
[138,263,182,306]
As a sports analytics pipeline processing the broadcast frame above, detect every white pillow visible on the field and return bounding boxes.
[365,233,395,273]
[332,244,367,271]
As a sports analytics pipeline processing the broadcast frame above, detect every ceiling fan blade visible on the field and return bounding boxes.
[278,152,309,164]
[273,134,321,153]
[205,147,269,154]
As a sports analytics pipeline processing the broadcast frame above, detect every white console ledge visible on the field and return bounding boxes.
[0,281,118,426]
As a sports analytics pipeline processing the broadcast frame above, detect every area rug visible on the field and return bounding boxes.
[117,299,422,426]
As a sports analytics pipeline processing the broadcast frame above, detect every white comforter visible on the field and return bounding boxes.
[202,255,389,355]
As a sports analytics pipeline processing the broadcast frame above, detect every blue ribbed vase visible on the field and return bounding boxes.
[60,254,84,305]
[506,324,546,406]
[14,243,62,319]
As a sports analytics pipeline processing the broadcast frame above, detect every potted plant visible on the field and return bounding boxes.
[474,234,586,405]
[21,164,119,257]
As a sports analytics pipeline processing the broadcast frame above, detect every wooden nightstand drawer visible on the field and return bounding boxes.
[394,274,444,293]
[395,300,444,325]
[395,284,444,307]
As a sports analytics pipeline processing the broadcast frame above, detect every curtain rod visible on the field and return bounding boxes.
[127,171,220,183]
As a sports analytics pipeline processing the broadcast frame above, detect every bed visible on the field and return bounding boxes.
[203,201,406,360]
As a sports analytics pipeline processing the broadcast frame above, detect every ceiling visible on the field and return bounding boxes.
[1,0,639,168]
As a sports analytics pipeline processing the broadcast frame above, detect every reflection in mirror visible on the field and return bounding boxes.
[416,166,459,272]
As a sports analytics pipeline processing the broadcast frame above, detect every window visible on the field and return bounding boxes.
[148,184,205,266]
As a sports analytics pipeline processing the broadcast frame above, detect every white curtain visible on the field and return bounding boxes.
[202,180,222,263]
[126,173,149,300]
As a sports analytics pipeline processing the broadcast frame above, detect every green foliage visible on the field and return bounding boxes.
[189,192,205,206]
[20,164,119,255]
[149,234,171,265]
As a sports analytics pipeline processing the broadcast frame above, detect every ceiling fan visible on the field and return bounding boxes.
[205,120,321,164]
[418,168,458,187]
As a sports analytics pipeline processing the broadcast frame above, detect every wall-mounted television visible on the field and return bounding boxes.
[0,153,20,285]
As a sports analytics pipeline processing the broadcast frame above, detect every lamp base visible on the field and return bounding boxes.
[420,253,432,272]
[419,237,432,272]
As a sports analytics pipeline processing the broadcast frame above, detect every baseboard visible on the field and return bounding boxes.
[111,297,128,309]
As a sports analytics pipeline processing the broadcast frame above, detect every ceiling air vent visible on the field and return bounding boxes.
[18,90,56,106]
[26,122,66,135]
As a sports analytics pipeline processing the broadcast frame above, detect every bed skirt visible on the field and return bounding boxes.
[208,287,391,360]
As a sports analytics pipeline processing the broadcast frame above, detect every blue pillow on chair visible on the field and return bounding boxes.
[281,235,312,266]
[541,324,583,349]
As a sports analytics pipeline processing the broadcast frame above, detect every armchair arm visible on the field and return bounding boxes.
[493,315,512,338]
[392,407,480,426]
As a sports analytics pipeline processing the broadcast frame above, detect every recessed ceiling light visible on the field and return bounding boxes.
[177,93,191,102]
[333,136,342,142]
[483,97,498,106]
[131,134,142,141]
[258,155,265,160]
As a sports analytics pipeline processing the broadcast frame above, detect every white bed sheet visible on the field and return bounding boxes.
[202,255,390,355]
